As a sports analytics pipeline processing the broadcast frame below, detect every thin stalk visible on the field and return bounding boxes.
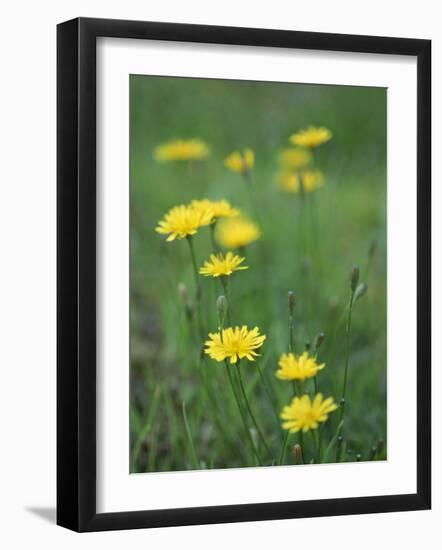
[256,362,281,429]
[225,362,262,466]
[311,429,322,463]
[237,363,272,457]
[218,305,261,465]
[244,169,259,221]
[313,375,318,394]
[186,236,203,338]
[312,338,321,393]
[220,276,232,325]
[278,431,290,465]
[340,289,355,421]
[308,190,323,283]
[182,401,199,469]
[197,352,239,451]
[289,313,295,353]
[336,288,355,459]
[287,291,296,396]
[209,222,219,253]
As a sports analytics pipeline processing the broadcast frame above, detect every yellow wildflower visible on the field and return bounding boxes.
[281,393,338,433]
[276,352,325,381]
[153,139,210,162]
[224,149,254,175]
[215,217,261,248]
[205,326,266,364]
[303,170,325,192]
[278,148,312,170]
[155,204,213,241]
[199,252,248,278]
[277,170,324,194]
[289,126,332,148]
[191,199,240,222]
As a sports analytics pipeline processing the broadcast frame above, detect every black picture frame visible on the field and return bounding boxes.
[57,17,431,532]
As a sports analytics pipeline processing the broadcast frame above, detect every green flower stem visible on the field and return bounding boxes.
[313,375,318,394]
[289,314,295,354]
[336,288,355,459]
[288,300,297,396]
[186,235,204,337]
[237,362,272,457]
[244,169,259,220]
[278,431,290,465]
[308,147,323,281]
[340,289,355,421]
[209,222,219,253]
[311,428,322,463]
[225,361,262,466]
[182,401,199,469]
[256,362,281,429]
[309,191,323,282]
[197,351,239,453]
[220,276,233,325]
[217,307,261,465]
[294,379,305,397]
[186,235,200,291]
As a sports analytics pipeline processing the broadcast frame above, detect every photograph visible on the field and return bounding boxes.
[129,75,387,473]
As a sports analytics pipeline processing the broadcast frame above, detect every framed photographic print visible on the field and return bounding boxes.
[57,17,431,532]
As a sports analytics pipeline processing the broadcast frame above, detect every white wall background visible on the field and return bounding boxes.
[0,1,439,547]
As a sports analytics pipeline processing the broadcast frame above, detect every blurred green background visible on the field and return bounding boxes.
[130,75,387,473]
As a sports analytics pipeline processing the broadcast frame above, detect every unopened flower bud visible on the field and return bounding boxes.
[293,444,304,465]
[340,398,345,407]
[356,453,362,461]
[354,282,368,301]
[288,291,295,317]
[305,340,311,351]
[314,332,325,351]
[350,265,360,292]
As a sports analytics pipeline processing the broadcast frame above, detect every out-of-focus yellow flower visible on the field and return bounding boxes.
[205,326,266,364]
[276,352,325,381]
[199,251,248,278]
[153,139,210,162]
[215,217,261,248]
[277,170,324,194]
[303,170,325,192]
[278,148,312,170]
[155,204,213,241]
[289,126,332,148]
[224,149,254,175]
[280,393,338,433]
[190,199,240,222]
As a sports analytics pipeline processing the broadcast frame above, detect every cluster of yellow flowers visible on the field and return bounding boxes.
[276,351,337,433]
[156,198,261,250]
[153,127,338,458]
[277,126,332,194]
